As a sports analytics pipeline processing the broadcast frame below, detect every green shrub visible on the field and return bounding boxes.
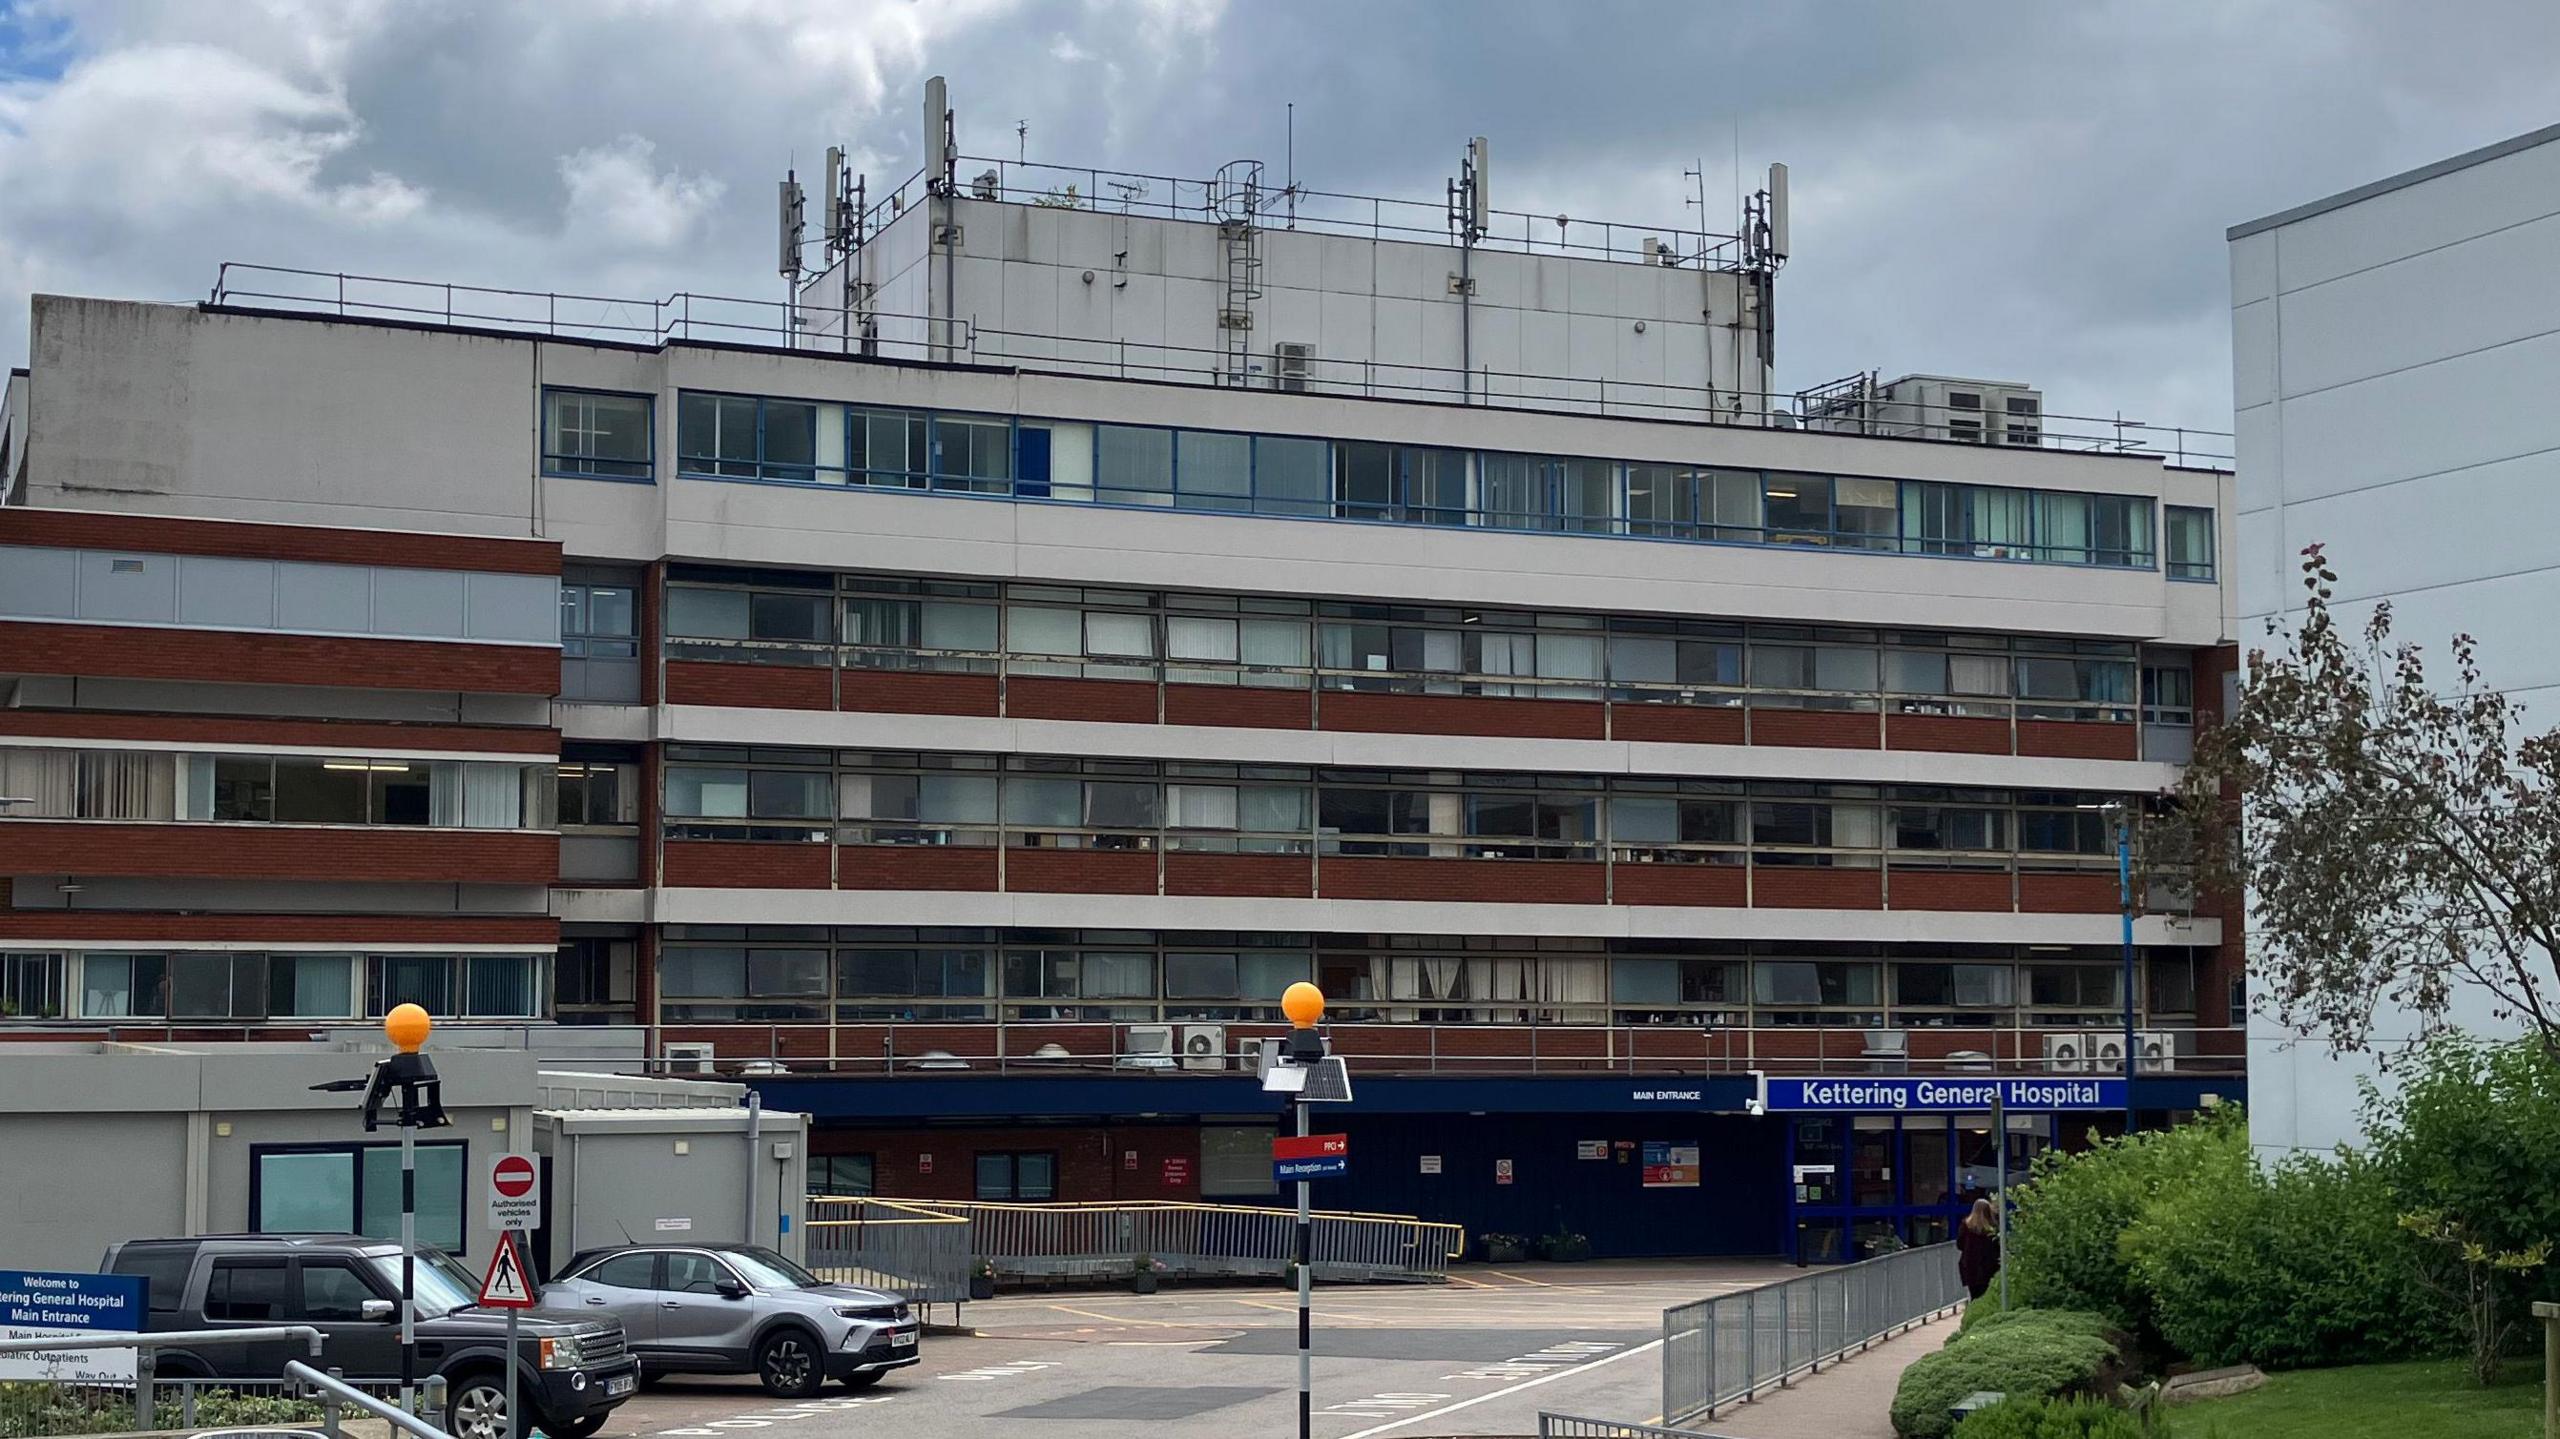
[2121,1127,2441,1369]
[1952,1395,2154,1439]
[1952,1308,2121,1348]
[2004,1111,2240,1339]
[1890,1313,2125,1439]
[0,1381,321,1437]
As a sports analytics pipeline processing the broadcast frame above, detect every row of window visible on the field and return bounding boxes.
[0,952,546,1022]
[0,545,560,645]
[663,749,2134,863]
[668,569,2195,721]
[539,387,2216,576]
[0,749,557,829]
[652,928,2195,1026]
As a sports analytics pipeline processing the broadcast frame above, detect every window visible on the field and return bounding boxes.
[204,1259,290,1322]
[558,762,637,827]
[2028,965,2123,1009]
[811,1155,876,1197]
[1753,961,1880,1008]
[2143,665,2195,726]
[543,390,653,479]
[0,952,65,1021]
[975,1151,1057,1200]
[299,1262,385,1322]
[664,1252,736,1295]
[252,1141,468,1255]
[1895,963,2014,1009]
[584,1253,657,1289]
[677,393,820,482]
[561,580,642,702]
[107,1245,194,1315]
[81,954,166,1018]
[2166,506,2215,580]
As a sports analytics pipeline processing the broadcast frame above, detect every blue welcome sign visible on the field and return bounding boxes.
[1763,1077,2128,1113]
[0,1270,144,1382]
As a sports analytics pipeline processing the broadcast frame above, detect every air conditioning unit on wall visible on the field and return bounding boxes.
[1180,1024,1228,1071]
[1119,1024,1176,1070]
[663,1042,715,1075]
[1273,342,1311,393]
[2040,1033,2089,1073]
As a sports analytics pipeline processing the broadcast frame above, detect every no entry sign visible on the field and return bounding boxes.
[486,1153,541,1232]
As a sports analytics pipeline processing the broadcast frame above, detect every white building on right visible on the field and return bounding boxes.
[2229,122,2560,1156]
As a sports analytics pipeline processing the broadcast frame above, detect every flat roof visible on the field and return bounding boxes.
[2228,121,2560,240]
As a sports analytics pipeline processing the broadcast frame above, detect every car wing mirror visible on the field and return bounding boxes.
[716,1280,750,1300]
[361,1299,397,1322]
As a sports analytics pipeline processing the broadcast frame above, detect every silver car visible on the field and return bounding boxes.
[544,1244,918,1397]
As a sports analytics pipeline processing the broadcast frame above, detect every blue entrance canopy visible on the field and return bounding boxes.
[1763,1076,2128,1112]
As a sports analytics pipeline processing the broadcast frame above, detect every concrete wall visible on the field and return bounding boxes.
[2230,128,2560,1155]
[534,1111,809,1272]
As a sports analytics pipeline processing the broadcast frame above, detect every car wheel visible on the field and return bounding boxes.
[839,1371,882,1391]
[754,1331,824,1398]
[547,1413,610,1439]
[445,1373,512,1439]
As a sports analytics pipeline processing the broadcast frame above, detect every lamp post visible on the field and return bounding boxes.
[1280,981,1326,1439]
[381,1005,435,1416]
[2080,801,2140,1135]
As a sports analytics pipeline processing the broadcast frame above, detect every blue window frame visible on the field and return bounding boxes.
[668,389,2175,573]
[2166,506,2215,581]
[542,388,654,481]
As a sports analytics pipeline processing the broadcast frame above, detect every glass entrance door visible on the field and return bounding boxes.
[1783,1112,2053,1263]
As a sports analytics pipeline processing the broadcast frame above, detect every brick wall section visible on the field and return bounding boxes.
[1321,857,1607,904]
[1753,867,1886,909]
[662,660,832,710]
[1163,852,1314,898]
[0,912,559,944]
[808,1124,1166,1203]
[0,822,556,883]
[1163,685,1313,729]
[1318,691,1606,740]
[0,509,559,574]
[1610,704,1746,746]
[1006,848,1158,895]
[838,670,1002,717]
[0,711,556,754]
[1749,708,1882,749]
[661,839,831,888]
[2016,720,2140,760]
[1007,676,1158,724]
[1611,863,1747,908]
[838,846,1001,891]
[1889,870,2016,912]
[0,623,559,695]
[1886,714,2014,755]
[2192,642,2242,1030]
[2018,872,2123,913]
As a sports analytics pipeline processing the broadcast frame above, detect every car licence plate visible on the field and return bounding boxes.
[605,1375,636,1397]
[890,1330,917,1349]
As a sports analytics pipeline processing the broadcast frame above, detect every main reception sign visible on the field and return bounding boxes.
[1763,1077,2128,1112]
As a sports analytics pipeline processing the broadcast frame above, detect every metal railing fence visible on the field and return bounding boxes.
[286,1360,455,1439]
[1660,1242,1964,1424]
[810,1197,1464,1286]
[802,1196,974,1303]
[1541,1413,1741,1439]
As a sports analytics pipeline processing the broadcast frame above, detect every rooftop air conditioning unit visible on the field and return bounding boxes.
[1273,342,1312,394]
[1180,1024,1228,1071]
[2040,1032,2089,1074]
[1861,1029,1909,1075]
[663,1041,715,1075]
[2135,1029,2181,1075]
[2087,1031,2129,1072]
[1119,1024,1177,1070]
[1242,1035,1288,1074]
[971,169,1001,201]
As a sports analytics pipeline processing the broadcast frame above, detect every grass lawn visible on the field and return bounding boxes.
[2178,1358,2541,1437]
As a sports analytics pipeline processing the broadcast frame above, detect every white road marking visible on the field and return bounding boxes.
[937,1360,1059,1381]
[1332,1337,1666,1439]
[1322,1391,1452,1419]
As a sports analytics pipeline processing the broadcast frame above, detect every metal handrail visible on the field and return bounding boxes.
[0,1325,325,1431]
[287,1360,455,1439]
[1660,1241,1963,1423]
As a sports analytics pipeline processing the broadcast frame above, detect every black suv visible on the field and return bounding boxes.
[102,1235,640,1439]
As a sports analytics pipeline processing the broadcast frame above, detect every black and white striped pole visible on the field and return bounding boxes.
[1280,982,1327,1439]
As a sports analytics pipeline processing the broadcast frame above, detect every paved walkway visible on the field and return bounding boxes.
[1697,1316,1954,1439]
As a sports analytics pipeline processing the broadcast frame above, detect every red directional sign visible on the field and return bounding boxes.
[1273,1133,1348,1162]
[491,1155,536,1198]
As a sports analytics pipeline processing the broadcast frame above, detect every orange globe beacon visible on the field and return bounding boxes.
[1281,981,1326,1029]
[383,1002,433,1054]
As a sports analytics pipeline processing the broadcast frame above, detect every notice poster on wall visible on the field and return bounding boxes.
[1162,1156,1192,1188]
[1641,1141,1701,1188]
[1575,1140,1608,1160]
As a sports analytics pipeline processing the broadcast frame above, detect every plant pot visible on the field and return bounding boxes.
[969,1274,996,1301]
[1481,1239,1527,1264]
[1131,1272,1159,1295]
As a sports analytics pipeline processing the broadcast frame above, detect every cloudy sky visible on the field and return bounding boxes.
[2,0,2557,438]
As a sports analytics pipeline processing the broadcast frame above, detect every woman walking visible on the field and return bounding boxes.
[1957,1198,2001,1301]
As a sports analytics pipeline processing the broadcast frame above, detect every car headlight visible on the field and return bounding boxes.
[833,1306,881,1321]
[539,1336,581,1370]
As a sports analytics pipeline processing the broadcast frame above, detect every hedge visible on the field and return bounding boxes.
[1952,1395,2154,1439]
[1890,1309,2126,1439]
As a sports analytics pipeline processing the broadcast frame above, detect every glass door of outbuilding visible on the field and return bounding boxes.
[1783,1113,2052,1264]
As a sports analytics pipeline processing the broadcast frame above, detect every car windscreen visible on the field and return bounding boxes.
[367,1249,481,1317]
[722,1247,823,1289]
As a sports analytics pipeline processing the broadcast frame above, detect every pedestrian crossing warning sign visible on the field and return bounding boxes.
[478,1232,537,1308]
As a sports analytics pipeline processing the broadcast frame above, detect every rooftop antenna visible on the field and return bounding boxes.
[1285,101,1297,229]
[1683,159,1708,263]
[777,167,805,350]
[1016,119,1028,165]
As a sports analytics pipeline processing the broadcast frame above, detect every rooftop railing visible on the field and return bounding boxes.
[203,262,2232,465]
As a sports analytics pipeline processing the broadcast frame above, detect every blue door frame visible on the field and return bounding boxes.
[1782,1113,2055,1265]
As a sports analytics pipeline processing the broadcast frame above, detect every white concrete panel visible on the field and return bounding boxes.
[2231,403,2280,516]
[2230,299,2277,411]
[2276,210,2560,397]
[0,544,78,617]
[1050,208,1117,273]
[950,255,1005,326]
[2235,505,2285,623]
[1318,236,1372,295]
[1530,256,1571,312]
[1473,306,1523,381]
[1468,251,1525,310]
[1159,220,1220,283]
[2277,448,2560,607]
[1259,231,1323,291]
[2228,230,2278,307]
[2278,326,2560,504]
[1374,242,1432,302]
[2329,570,2560,697]
[275,562,373,633]
[2271,135,2560,293]
[1318,290,1371,363]
[1003,259,1061,342]
[1567,314,1615,382]
[177,555,278,629]
[1111,272,1167,346]
[1373,298,1423,365]
[1616,314,1668,384]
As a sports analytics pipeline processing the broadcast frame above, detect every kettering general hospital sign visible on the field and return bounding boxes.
[1763,1077,2129,1112]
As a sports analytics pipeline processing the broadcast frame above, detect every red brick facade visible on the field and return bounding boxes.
[1611,863,1748,908]
[1163,685,1314,730]
[663,660,832,710]
[0,508,559,575]
[2016,719,2140,760]
[1889,870,2016,912]
[1005,848,1158,895]
[0,911,559,945]
[0,623,559,695]
[1610,704,1747,745]
[1163,852,1316,898]
[837,670,1002,717]
[1753,867,1886,910]
[809,1124,1209,1204]
[1885,714,2014,754]
[0,711,556,754]
[1317,691,1607,740]
[1749,708,1882,749]
[0,822,556,884]
[837,847,1002,891]
[1321,856,1608,904]
[2018,872,2124,913]
[1006,676,1159,724]
[661,839,831,889]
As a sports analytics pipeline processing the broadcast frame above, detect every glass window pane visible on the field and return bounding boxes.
[1164,952,1240,999]
[667,768,749,818]
[975,1154,1014,1199]
[464,956,536,1016]
[919,774,998,824]
[1168,616,1239,663]
[1006,777,1082,827]
[1009,607,1083,656]
[1097,426,1175,502]
[748,949,829,998]
[257,1152,354,1234]
[1254,437,1332,517]
[750,593,830,643]
[921,601,998,651]
[1885,651,1948,695]
[1166,784,1238,830]
[1016,1153,1057,1200]
[661,947,745,998]
[377,955,452,1014]
[1177,430,1253,504]
[362,1145,462,1252]
[762,401,817,473]
[1239,619,1309,669]
[1764,473,1831,537]
[749,770,831,819]
[1084,781,1159,829]
[1611,636,1675,684]
[1813,647,1879,692]
[1239,785,1310,834]
[272,757,369,823]
[668,588,748,639]
[1086,612,1156,658]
